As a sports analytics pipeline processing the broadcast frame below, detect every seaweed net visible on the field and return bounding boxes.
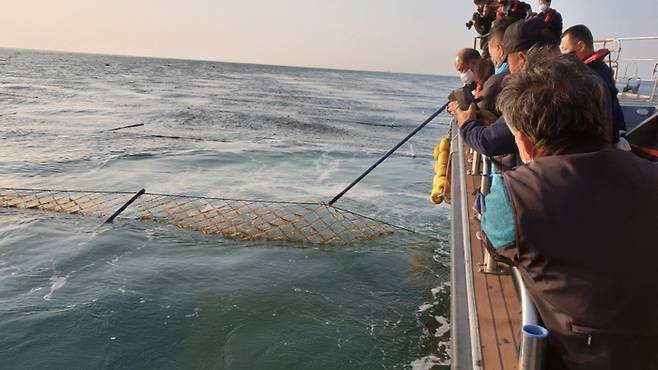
[0,188,398,244]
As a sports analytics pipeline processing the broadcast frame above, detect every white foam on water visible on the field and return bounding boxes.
[431,282,450,297]
[410,355,449,370]
[185,307,200,318]
[434,315,450,338]
[418,303,433,313]
[43,276,67,300]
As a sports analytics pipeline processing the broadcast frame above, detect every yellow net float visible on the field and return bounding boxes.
[430,136,451,205]
[439,137,450,153]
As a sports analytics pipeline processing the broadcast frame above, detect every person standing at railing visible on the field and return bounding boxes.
[495,0,529,21]
[449,17,558,163]
[535,0,562,38]
[560,24,627,144]
[480,54,658,370]
[454,48,482,90]
[476,17,518,120]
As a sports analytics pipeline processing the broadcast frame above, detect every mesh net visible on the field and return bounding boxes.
[0,188,397,244]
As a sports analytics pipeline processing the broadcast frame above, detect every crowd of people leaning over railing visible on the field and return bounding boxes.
[447,1,658,369]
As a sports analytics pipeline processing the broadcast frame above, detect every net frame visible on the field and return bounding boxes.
[0,188,398,244]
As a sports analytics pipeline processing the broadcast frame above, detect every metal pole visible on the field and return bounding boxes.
[513,268,538,326]
[328,103,449,206]
[104,189,146,224]
[514,268,549,370]
[480,156,492,195]
[519,324,549,370]
[468,150,481,175]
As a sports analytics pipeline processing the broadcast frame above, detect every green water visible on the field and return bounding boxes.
[0,49,458,369]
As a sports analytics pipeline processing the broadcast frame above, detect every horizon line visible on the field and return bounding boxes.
[0,45,452,79]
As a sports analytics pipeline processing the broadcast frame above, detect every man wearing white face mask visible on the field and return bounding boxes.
[454,48,481,89]
[535,0,562,38]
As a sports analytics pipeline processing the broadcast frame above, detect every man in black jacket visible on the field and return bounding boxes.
[561,24,626,143]
[477,17,518,119]
[536,0,562,38]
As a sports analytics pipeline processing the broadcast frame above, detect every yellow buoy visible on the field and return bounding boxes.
[430,136,451,205]
[433,144,441,160]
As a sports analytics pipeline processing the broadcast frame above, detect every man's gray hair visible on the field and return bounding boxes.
[497,54,610,153]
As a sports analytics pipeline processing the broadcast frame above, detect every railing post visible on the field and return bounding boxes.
[519,325,549,370]
[478,156,507,274]
[468,149,481,176]
[513,268,549,370]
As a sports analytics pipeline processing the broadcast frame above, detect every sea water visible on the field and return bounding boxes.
[0,48,459,369]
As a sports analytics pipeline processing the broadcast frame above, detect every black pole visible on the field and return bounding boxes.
[106,123,145,132]
[328,102,449,206]
[104,189,146,224]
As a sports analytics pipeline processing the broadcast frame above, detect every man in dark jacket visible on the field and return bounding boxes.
[481,54,658,370]
[536,0,562,38]
[561,24,626,143]
[477,17,518,118]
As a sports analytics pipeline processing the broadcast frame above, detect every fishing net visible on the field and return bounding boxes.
[0,188,397,244]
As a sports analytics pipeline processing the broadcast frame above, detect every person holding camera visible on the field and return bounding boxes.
[467,0,497,58]
[495,0,529,21]
[467,0,497,36]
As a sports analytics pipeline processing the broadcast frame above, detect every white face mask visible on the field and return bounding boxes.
[460,69,475,85]
[540,3,550,12]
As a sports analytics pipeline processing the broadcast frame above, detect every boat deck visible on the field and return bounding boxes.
[467,171,522,369]
[453,141,523,370]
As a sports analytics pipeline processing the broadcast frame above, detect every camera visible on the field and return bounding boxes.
[466,3,496,35]
[448,87,478,111]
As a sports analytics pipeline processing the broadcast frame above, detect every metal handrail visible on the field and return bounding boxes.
[513,268,549,370]
[594,36,658,81]
[652,62,658,100]
[513,268,538,327]
[456,130,485,370]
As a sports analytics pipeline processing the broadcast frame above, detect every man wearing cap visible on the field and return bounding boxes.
[451,18,558,162]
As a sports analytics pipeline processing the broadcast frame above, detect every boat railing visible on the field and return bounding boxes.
[475,34,658,102]
[595,36,658,102]
[462,143,549,369]
[513,268,548,370]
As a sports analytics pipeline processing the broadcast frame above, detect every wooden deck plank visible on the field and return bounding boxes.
[499,272,523,349]
[486,274,520,369]
[463,148,522,370]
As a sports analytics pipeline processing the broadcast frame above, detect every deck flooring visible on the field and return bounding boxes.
[464,150,522,370]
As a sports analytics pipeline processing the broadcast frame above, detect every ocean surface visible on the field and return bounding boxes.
[0,48,460,370]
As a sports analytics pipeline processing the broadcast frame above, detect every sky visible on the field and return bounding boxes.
[1,0,657,75]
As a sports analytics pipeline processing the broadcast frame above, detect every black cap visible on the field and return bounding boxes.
[503,18,557,54]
